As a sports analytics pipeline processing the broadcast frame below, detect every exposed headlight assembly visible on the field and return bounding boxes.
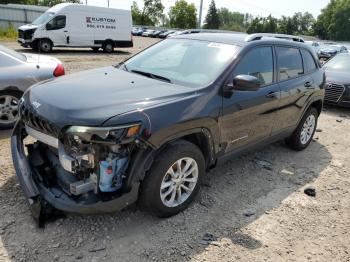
[66,123,141,143]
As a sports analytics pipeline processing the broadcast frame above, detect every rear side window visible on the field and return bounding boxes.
[301,49,317,73]
[276,47,303,81]
[234,46,274,86]
[46,15,66,30]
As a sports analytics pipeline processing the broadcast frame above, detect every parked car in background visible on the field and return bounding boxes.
[18,3,133,53]
[174,29,202,36]
[159,30,176,39]
[305,41,321,53]
[12,33,324,224]
[318,44,348,60]
[150,30,166,38]
[132,27,145,36]
[323,53,350,107]
[132,27,140,35]
[142,29,155,37]
[0,44,63,129]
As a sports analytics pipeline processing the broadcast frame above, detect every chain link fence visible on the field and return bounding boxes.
[0,4,48,29]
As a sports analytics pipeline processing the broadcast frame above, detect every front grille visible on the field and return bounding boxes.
[18,30,24,39]
[325,83,345,103]
[18,29,35,40]
[20,103,60,138]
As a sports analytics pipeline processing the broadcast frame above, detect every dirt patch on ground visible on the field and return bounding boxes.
[0,37,349,262]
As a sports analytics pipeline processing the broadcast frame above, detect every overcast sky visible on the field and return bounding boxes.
[87,0,330,22]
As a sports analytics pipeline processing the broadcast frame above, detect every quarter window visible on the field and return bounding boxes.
[301,49,317,73]
[276,47,303,81]
[233,46,274,86]
[46,15,66,30]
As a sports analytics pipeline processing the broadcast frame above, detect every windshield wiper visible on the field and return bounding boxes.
[131,69,172,83]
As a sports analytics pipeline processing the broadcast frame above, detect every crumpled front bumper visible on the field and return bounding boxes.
[11,121,139,215]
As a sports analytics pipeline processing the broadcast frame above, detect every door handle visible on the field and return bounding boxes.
[64,30,68,32]
[265,92,278,98]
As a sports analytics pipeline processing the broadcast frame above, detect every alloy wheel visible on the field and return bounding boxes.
[0,95,19,125]
[300,114,316,145]
[160,157,199,208]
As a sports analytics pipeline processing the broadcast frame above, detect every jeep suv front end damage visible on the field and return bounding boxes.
[11,106,148,224]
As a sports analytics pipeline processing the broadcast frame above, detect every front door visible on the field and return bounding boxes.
[220,46,281,153]
[45,15,68,46]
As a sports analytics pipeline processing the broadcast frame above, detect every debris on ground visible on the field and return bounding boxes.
[304,186,316,197]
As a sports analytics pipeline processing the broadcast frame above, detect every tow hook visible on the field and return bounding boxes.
[30,197,65,228]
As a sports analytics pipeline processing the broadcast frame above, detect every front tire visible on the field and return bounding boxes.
[286,107,319,151]
[139,140,205,217]
[38,39,52,53]
[0,90,22,129]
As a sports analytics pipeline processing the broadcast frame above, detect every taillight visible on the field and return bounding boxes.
[53,64,65,77]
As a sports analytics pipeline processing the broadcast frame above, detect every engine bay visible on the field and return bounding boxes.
[24,123,142,201]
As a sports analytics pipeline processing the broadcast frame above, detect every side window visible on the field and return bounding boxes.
[301,49,317,73]
[233,46,274,86]
[276,47,303,81]
[46,15,66,30]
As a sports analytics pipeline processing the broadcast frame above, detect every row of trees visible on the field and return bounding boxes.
[246,12,315,36]
[132,0,350,41]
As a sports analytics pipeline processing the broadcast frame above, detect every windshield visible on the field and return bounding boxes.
[0,44,26,62]
[324,54,350,71]
[124,39,240,87]
[32,12,55,25]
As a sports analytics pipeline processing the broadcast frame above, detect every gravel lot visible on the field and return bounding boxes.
[0,37,349,262]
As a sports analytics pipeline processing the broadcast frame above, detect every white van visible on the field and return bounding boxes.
[18,3,133,53]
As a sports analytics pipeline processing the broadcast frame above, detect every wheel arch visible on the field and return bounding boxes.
[0,86,23,93]
[37,38,53,45]
[103,39,115,47]
[310,99,323,115]
[124,127,217,191]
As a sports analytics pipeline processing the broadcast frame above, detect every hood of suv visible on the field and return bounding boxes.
[25,67,194,127]
[325,69,350,85]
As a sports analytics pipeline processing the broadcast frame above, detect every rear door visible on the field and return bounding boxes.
[220,45,281,153]
[273,46,314,133]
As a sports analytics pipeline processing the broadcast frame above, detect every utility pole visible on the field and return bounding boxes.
[85,0,87,5]
[107,0,110,8]
[198,0,203,28]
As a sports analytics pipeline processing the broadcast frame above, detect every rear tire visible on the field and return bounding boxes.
[139,140,205,217]
[286,107,319,151]
[0,90,22,130]
[102,41,114,53]
[38,39,52,53]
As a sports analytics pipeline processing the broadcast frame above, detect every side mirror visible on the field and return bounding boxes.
[229,74,261,91]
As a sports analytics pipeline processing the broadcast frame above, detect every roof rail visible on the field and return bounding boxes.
[245,33,305,43]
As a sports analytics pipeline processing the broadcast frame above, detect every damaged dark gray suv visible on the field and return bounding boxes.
[12,33,325,224]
